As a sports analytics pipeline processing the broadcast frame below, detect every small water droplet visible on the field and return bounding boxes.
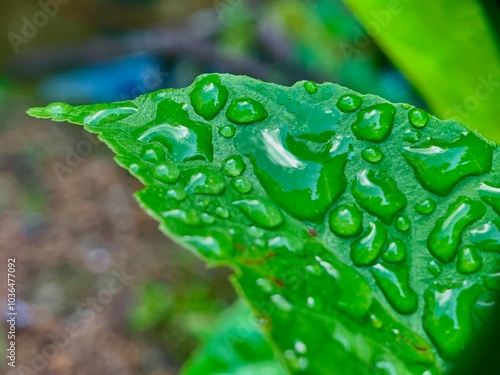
[226,98,268,124]
[369,313,383,329]
[350,221,387,266]
[351,103,396,142]
[219,125,236,138]
[427,196,486,262]
[256,278,274,293]
[483,273,500,291]
[395,215,411,232]
[415,198,436,215]
[328,203,363,238]
[215,206,230,219]
[221,155,246,177]
[478,182,500,215]
[336,93,363,112]
[189,74,229,120]
[270,294,293,312]
[162,208,201,226]
[362,146,384,163]
[231,176,252,194]
[200,213,215,224]
[382,238,406,263]
[401,103,411,110]
[371,262,418,314]
[141,144,165,163]
[427,260,442,277]
[423,281,481,360]
[129,163,140,173]
[352,169,407,224]
[457,245,482,274]
[303,81,318,94]
[152,162,180,184]
[408,108,429,128]
[403,132,494,196]
[185,168,225,195]
[470,219,500,252]
[233,198,284,228]
[182,230,233,258]
[166,188,187,202]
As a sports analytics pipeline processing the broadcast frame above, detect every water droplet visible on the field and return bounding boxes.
[166,188,187,202]
[35,102,73,118]
[215,206,230,219]
[403,132,494,196]
[256,278,274,293]
[268,233,302,254]
[427,260,442,277]
[138,98,213,162]
[231,176,252,194]
[423,281,481,360]
[270,294,293,312]
[235,126,350,221]
[415,198,436,215]
[470,219,500,252]
[226,98,268,124]
[351,103,396,142]
[219,125,236,138]
[428,196,486,262]
[189,74,229,120]
[303,81,318,94]
[162,209,201,226]
[408,108,429,128]
[478,182,500,215]
[129,163,140,173]
[152,162,180,184]
[483,273,500,291]
[185,168,225,195]
[395,215,410,232]
[371,262,418,314]
[336,93,363,112]
[352,169,407,224]
[141,144,165,163]
[84,104,138,125]
[233,198,284,228]
[221,155,246,177]
[200,213,215,224]
[328,203,363,238]
[369,313,383,329]
[182,230,233,258]
[362,146,384,163]
[382,238,406,263]
[350,222,387,266]
[457,245,482,274]
[401,103,411,110]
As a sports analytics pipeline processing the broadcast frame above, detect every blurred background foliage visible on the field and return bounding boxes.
[0,0,498,374]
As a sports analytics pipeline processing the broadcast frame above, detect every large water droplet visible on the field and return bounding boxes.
[362,146,384,163]
[235,126,350,222]
[226,98,268,124]
[427,196,486,262]
[233,198,284,228]
[190,74,229,120]
[457,245,482,274]
[221,155,246,177]
[152,162,180,184]
[303,81,318,94]
[350,221,387,266]
[423,281,481,360]
[184,168,225,195]
[403,132,494,196]
[382,238,406,263]
[328,203,363,238]
[138,98,213,162]
[408,108,429,129]
[415,198,436,215]
[83,104,138,125]
[351,103,396,142]
[478,182,500,215]
[470,219,500,252]
[336,93,363,112]
[352,169,407,224]
[371,262,418,314]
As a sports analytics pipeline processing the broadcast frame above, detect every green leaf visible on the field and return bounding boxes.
[343,0,500,142]
[28,74,500,374]
[181,300,287,375]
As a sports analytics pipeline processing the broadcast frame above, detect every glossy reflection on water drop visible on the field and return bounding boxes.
[350,221,387,266]
[219,125,236,138]
[408,108,429,129]
[362,146,384,163]
[233,198,284,228]
[456,245,482,274]
[152,162,180,184]
[328,203,363,238]
[226,98,268,124]
[215,206,230,219]
[382,238,406,263]
[231,176,252,194]
[336,93,363,112]
[221,155,246,177]
[189,74,229,120]
[478,182,500,214]
[184,168,225,196]
[427,196,486,262]
[303,81,318,94]
[162,208,201,227]
[351,103,396,142]
[469,219,500,252]
[395,215,411,232]
[141,143,165,163]
[415,198,436,215]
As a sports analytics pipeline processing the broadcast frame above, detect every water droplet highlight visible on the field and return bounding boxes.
[336,93,363,112]
[221,155,246,177]
[303,81,318,94]
[415,198,436,215]
[382,238,406,263]
[457,245,482,274]
[408,108,429,129]
[328,203,363,238]
[233,198,284,228]
[362,146,384,163]
[231,176,252,194]
[219,125,236,138]
[190,74,229,120]
[141,144,165,163]
[351,103,396,142]
[395,215,410,232]
[226,98,268,124]
[162,209,201,226]
[350,222,387,266]
[470,219,500,252]
[152,162,180,184]
[184,168,225,195]
[478,182,500,215]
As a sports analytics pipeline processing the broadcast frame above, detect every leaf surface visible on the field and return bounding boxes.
[28,74,500,374]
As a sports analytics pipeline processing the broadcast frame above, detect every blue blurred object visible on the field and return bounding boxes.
[38,54,170,104]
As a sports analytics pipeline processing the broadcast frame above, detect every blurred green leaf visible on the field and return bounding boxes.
[343,0,500,142]
[181,300,287,375]
[28,74,500,374]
